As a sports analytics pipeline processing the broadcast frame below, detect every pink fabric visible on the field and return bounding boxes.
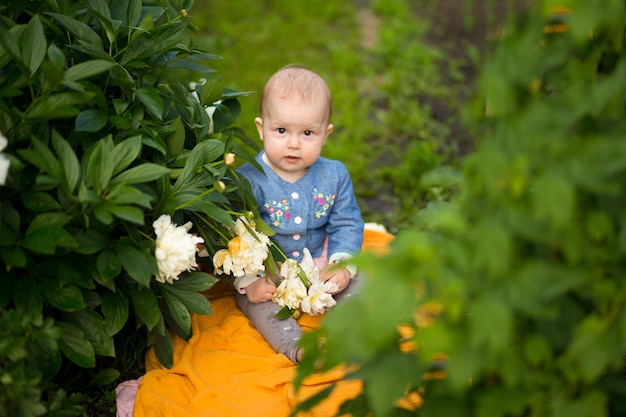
[313,236,329,270]
[115,376,143,417]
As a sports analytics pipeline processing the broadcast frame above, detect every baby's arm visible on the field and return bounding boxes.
[243,277,277,303]
[320,264,351,294]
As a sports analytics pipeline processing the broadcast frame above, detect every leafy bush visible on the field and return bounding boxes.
[295,1,626,416]
[0,0,259,415]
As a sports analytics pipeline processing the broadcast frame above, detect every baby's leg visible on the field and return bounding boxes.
[235,293,302,363]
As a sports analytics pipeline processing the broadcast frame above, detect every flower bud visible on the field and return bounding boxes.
[181,9,188,17]
[216,180,226,193]
[224,153,236,166]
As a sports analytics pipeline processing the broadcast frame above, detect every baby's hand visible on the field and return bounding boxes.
[321,267,351,294]
[245,277,277,303]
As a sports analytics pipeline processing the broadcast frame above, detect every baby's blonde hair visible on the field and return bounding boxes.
[260,64,332,122]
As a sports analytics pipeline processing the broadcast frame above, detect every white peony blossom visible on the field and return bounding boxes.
[273,248,337,316]
[273,261,308,310]
[301,280,338,316]
[153,214,204,284]
[213,217,270,278]
[0,132,10,186]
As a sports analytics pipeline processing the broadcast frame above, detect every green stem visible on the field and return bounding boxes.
[175,185,216,210]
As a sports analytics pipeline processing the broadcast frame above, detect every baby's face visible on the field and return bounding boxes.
[255,94,333,183]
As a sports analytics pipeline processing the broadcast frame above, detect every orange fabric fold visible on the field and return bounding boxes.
[133,228,393,417]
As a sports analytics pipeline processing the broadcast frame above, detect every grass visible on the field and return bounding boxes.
[191,0,459,231]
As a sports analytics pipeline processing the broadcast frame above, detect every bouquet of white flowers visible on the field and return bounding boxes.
[212,216,338,318]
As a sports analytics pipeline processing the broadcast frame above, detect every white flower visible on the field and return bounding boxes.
[301,280,338,316]
[213,217,270,278]
[273,261,308,310]
[0,132,10,186]
[189,79,220,134]
[153,214,204,284]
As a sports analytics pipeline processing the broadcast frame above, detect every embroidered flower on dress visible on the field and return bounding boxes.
[212,217,270,278]
[153,214,204,284]
[264,198,291,228]
[312,188,335,218]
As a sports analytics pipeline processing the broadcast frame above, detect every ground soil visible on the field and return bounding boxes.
[414,0,529,156]
[355,0,528,222]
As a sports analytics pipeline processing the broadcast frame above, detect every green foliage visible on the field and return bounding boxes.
[195,0,455,230]
[0,0,260,415]
[296,1,626,416]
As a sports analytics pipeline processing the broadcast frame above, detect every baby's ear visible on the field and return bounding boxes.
[324,124,334,144]
[255,117,264,140]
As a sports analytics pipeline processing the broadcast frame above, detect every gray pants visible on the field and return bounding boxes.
[235,276,363,363]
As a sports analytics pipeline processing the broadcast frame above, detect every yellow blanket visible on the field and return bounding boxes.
[133,228,395,417]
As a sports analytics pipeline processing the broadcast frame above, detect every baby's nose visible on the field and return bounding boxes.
[286,135,301,148]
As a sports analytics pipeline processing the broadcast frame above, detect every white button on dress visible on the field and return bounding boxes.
[294,216,302,224]
[291,192,299,199]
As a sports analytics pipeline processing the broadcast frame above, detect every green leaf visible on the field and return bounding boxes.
[186,199,233,227]
[199,77,223,106]
[135,86,164,120]
[22,191,62,212]
[170,271,218,292]
[13,275,43,317]
[359,351,421,417]
[469,296,512,354]
[21,225,77,254]
[97,248,122,282]
[153,331,174,369]
[87,137,115,193]
[109,163,169,186]
[121,22,187,64]
[64,60,116,83]
[23,15,46,76]
[112,135,142,176]
[0,24,24,70]
[84,0,116,45]
[90,368,121,386]
[74,229,108,255]
[93,204,114,225]
[161,285,212,315]
[110,0,142,28]
[166,116,185,158]
[69,309,115,357]
[51,130,81,193]
[75,109,108,132]
[161,290,192,339]
[56,321,96,368]
[532,173,575,229]
[40,278,85,311]
[109,185,154,208]
[21,137,62,181]
[47,13,103,48]
[26,91,94,120]
[107,204,145,225]
[1,246,27,270]
[27,212,72,234]
[113,239,157,287]
[131,287,160,331]
[102,291,129,336]
[174,139,225,190]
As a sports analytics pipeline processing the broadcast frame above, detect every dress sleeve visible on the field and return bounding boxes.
[325,163,364,258]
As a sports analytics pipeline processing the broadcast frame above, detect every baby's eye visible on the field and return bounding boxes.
[277,127,286,134]
[303,130,313,136]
